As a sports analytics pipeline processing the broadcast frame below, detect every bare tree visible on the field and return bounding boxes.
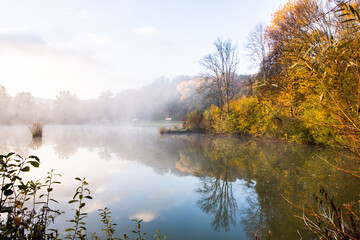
[199,38,239,113]
[245,23,268,67]
[245,23,269,81]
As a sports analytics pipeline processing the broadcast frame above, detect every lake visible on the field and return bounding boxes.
[0,123,358,239]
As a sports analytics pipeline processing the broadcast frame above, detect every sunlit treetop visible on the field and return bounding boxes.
[268,0,317,31]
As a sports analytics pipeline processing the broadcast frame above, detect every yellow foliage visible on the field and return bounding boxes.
[14,217,21,226]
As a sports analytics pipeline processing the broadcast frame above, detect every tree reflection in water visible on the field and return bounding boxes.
[190,136,359,239]
[196,157,237,231]
[240,184,270,239]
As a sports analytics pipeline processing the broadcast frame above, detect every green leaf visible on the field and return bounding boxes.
[335,7,345,12]
[29,161,40,168]
[342,18,355,23]
[4,189,13,196]
[21,166,30,172]
[18,184,28,191]
[68,199,77,204]
[28,155,40,162]
[73,191,80,199]
[303,46,312,57]
[298,45,305,54]
[1,183,12,191]
[338,13,350,17]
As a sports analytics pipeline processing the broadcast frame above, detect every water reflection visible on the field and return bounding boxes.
[29,137,42,150]
[196,160,237,231]
[0,125,358,239]
[172,136,359,239]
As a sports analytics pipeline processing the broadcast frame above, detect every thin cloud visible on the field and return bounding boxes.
[78,9,89,19]
[129,212,156,222]
[0,29,44,46]
[132,26,160,37]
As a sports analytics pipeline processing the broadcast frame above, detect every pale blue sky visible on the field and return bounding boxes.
[0,0,288,99]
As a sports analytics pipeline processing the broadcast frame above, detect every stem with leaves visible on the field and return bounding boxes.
[65,177,92,240]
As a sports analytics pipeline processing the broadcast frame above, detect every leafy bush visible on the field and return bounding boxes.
[0,153,166,240]
[0,153,60,239]
[203,96,269,135]
[186,110,206,132]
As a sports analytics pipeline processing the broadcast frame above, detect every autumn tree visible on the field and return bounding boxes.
[264,0,360,237]
[199,38,239,114]
[259,0,335,113]
[262,0,360,140]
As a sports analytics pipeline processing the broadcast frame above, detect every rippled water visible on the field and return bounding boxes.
[0,124,358,239]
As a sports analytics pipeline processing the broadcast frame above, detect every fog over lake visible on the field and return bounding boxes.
[0,123,357,239]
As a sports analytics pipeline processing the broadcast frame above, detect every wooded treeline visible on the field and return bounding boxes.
[189,0,360,146]
[0,75,251,125]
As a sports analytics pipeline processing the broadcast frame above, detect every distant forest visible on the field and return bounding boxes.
[0,75,252,124]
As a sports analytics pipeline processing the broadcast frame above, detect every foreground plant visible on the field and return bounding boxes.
[65,177,92,240]
[0,153,61,239]
[0,152,167,240]
[91,207,124,240]
[303,187,360,239]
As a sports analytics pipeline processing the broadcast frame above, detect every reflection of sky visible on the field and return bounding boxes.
[0,125,250,240]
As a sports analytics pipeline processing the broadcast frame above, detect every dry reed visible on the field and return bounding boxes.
[29,122,43,138]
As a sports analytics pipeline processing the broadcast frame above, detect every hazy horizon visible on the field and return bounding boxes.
[0,0,288,99]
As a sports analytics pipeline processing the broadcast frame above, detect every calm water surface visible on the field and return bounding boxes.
[0,124,358,239]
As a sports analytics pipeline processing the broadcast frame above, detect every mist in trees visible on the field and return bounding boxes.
[0,74,252,125]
